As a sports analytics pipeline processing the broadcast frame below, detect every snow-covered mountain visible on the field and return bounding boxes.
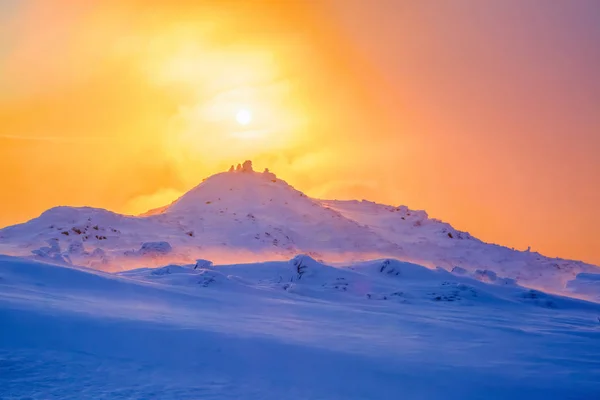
[2,162,600,398]
[1,160,598,300]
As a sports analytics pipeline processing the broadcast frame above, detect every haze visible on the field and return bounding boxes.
[1,0,598,264]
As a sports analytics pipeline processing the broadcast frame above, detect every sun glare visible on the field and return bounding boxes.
[236,109,252,125]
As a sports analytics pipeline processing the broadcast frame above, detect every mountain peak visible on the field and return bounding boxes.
[226,160,277,181]
[164,162,297,215]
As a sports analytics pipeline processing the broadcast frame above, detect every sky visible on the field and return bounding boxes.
[1,0,599,264]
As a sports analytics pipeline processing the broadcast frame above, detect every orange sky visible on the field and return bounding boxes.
[1,0,599,264]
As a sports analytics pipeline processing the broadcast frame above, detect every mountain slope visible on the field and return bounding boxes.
[322,199,599,296]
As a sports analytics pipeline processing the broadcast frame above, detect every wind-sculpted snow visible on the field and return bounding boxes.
[0,165,599,301]
[567,273,600,302]
[1,255,600,399]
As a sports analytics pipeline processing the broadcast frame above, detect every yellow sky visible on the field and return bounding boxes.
[1,0,599,264]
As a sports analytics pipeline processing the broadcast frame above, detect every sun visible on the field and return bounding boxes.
[235,109,252,125]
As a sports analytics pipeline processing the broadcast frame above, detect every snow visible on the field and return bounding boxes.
[1,254,600,399]
[1,163,600,397]
[567,273,600,302]
[126,241,173,257]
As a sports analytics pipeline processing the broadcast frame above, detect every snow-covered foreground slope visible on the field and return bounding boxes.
[1,254,600,399]
[1,161,599,301]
